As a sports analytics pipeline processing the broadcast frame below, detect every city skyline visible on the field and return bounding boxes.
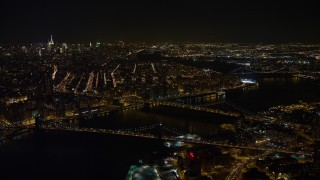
[1,0,320,43]
[1,1,320,179]
[1,39,320,179]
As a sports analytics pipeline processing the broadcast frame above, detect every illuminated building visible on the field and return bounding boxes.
[96,42,101,48]
[47,35,54,50]
[186,150,201,177]
[61,43,67,53]
[21,46,27,53]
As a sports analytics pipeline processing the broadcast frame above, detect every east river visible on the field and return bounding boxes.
[0,76,319,179]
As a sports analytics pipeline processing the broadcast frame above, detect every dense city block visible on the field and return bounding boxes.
[1,40,320,179]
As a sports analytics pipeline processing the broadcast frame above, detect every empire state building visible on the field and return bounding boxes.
[47,35,54,50]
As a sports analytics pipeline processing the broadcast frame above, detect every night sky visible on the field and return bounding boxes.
[0,0,319,43]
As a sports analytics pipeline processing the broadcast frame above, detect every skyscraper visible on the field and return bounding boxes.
[47,35,54,50]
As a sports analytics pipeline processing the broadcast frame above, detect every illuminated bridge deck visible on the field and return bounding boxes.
[42,125,310,156]
[151,101,241,118]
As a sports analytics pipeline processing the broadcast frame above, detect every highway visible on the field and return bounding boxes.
[226,152,271,180]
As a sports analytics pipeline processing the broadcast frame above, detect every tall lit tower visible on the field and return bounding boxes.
[47,35,54,50]
[50,35,54,44]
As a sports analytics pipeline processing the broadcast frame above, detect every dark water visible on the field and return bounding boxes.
[0,108,236,180]
[0,132,161,180]
[83,106,236,137]
[227,77,320,112]
[1,77,320,179]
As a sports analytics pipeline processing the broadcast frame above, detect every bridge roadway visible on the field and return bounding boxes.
[41,125,309,155]
[0,99,254,132]
[68,90,265,120]
[55,100,264,124]
[160,91,218,101]
[152,92,267,120]
[150,101,241,118]
[48,100,251,121]
[150,100,268,121]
